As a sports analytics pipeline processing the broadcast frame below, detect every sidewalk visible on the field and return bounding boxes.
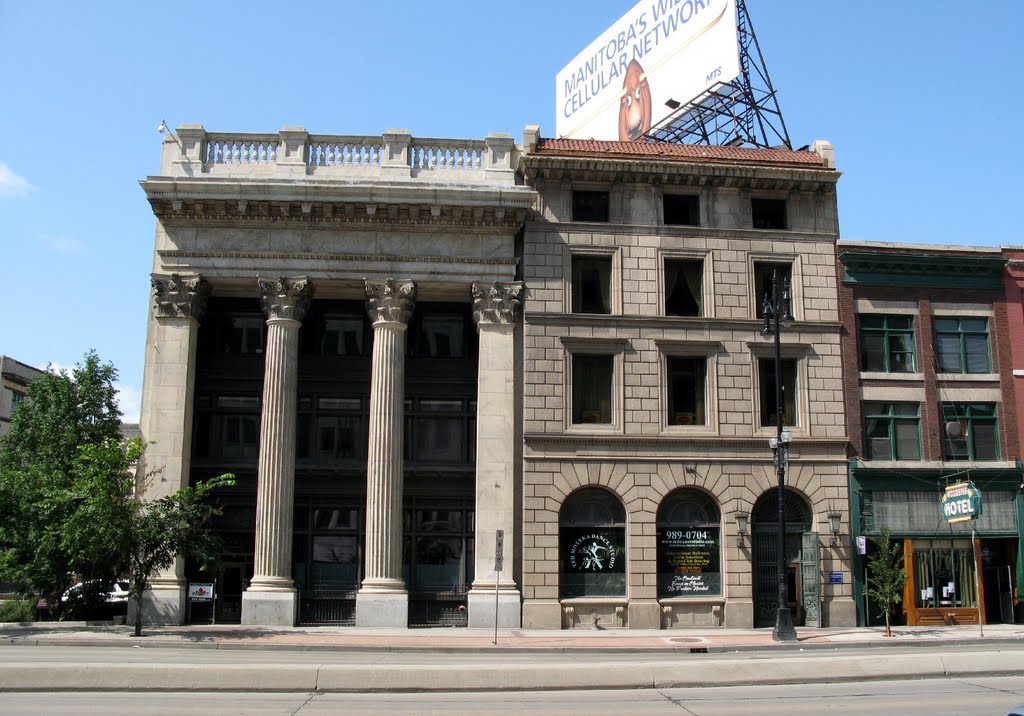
[2,621,1023,652]
[1,622,1022,693]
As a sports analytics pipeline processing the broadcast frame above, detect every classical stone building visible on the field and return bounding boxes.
[839,242,1023,626]
[139,124,857,629]
[517,132,855,629]
[139,126,533,627]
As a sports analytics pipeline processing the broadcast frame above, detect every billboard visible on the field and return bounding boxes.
[556,0,741,141]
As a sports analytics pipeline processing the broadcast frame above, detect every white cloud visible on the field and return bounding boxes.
[0,162,34,198]
[115,384,142,424]
[36,232,85,254]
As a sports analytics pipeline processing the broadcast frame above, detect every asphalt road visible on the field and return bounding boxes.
[2,677,1023,715]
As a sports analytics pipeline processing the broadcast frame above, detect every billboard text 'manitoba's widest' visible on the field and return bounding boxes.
[556,0,741,141]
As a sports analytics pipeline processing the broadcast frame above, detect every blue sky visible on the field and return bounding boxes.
[2,1,1022,422]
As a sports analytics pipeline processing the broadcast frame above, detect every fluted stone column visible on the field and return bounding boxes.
[241,277,313,626]
[138,274,210,626]
[467,281,523,628]
[356,278,416,627]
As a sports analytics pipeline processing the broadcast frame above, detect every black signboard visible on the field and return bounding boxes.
[657,528,721,596]
[560,528,625,598]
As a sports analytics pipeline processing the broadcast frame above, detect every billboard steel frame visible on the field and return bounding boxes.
[645,0,792,150]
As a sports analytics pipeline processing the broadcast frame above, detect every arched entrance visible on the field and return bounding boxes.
[752,489,817,628]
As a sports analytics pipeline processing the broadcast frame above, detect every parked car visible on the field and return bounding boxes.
[61,580,130,619]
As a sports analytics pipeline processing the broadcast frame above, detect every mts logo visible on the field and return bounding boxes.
[706,66,722,84]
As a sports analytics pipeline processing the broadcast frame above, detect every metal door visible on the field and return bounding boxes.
[801,532,821,627]
[754,531,804,627]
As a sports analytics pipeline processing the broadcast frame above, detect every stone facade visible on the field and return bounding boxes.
[139,126,533,627]
[518,133,855,629]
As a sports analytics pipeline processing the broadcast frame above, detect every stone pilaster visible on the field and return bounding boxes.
[356,278,416,627]
[138,274,210,626]
[242,277,313,626]
[468,281,523,628]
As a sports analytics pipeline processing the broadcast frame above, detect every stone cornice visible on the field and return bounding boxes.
[523,312,843,332]
[521,155,840,191]
[141,177,535,229]
[523,219,837,243]
[524,433,849,461]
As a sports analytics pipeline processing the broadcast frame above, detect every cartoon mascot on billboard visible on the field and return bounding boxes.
[618,59,652,141]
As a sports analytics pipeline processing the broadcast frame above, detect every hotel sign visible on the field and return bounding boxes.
[941,481,983,524]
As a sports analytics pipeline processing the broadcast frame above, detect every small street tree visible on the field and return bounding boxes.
[865,527,907,637]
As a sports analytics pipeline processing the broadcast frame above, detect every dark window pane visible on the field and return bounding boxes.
[860,334,885,372]
[321,316,364,356]
[964,335,990,373]
[751,198,786,229]
[572,256,612,314]
[936,334,963,372]
[573,354,613,424]
[665,259,702,316]
[894,421,922,460]
[667,356,706,425]
[754,263,792,319]
[572,190,609,222]
[420,315,465,358]
[663,194,699,226]
[759,358,796,427]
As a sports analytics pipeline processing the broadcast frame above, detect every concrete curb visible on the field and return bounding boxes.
[2,649,1022,693]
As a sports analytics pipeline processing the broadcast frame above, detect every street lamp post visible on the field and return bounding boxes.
[762,269,797,642]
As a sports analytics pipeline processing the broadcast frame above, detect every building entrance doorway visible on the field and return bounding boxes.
[752,489,816,628]
[404,497,474,627]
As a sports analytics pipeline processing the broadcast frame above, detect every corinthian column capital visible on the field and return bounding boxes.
[151,273,210,319]
[472,281,523,326]
[258,277,314,322]
[365,279,416,326]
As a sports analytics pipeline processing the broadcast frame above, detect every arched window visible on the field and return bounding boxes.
[656,489,721,597]
[559,488,626,598]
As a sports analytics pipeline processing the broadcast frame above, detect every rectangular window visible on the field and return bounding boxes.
[573,354,613,424]
[942,403,999,461]
[667,356,706,426]
[751,198,786,229]
[863,402,921,460]
[663,194,699,226]
[225,316,264,354]
[10,391,25,410]
[664,259,703,316]
[321,316,365,356]
[571,190,609,222]
[759,358,796,427]
[859,315,915,372]
[572,255,612,314]
[418,315,466,358]
[753,262,792,319]
[935,317,991,373]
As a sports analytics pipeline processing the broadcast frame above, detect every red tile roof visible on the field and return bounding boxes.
[533,138,826,168]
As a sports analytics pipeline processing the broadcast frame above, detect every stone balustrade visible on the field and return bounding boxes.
[160,125,517,184]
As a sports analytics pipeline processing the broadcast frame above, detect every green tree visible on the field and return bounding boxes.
[0,351,123,602]
[71,438,233,636]
[865,527,907,637]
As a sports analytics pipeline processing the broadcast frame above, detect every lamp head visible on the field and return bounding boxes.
[157,119,170,135]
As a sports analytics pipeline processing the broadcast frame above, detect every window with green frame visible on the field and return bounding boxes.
[941,403,998,461]
[935,317,990,373]
[863,402,921,460]
[859,315,915,372]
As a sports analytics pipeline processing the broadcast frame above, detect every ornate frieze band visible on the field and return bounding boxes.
[472,281,523,325]
[258,277,314,321]
[151,273,210,319]
[365,279,417,325]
